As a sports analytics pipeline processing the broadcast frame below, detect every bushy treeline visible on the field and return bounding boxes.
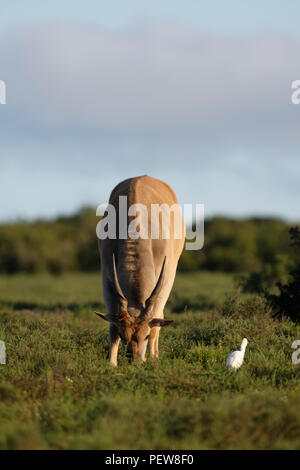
[0,208,299,275]
[180,217,299,274]
[0,208,99,274]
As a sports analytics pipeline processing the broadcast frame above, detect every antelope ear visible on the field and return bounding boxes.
[149,318,174,328]
[94,311,112,322]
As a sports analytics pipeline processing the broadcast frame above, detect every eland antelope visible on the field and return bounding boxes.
[95,175,185,365]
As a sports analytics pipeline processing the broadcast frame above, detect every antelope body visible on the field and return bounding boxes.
[96,175,185,365]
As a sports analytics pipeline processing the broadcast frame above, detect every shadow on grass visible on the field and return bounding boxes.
[0,300,105,313]
[167,292,216,313]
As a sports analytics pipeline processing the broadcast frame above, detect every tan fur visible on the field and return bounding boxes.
[98,175,184,365]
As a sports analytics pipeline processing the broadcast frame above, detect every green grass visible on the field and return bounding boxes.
[0,271,299,449]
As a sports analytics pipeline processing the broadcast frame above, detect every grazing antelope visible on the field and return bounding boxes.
[95,175,185,365]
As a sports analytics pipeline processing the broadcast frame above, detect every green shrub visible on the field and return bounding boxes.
[267,227,300,323]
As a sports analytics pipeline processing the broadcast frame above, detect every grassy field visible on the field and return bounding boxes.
[0,271,299,450]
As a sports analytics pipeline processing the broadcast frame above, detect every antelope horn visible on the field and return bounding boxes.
[145,256,166,311]
[113,253,127,304]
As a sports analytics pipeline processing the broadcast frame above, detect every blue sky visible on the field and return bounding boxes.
[0,1,300,222]
[1,1,300,38]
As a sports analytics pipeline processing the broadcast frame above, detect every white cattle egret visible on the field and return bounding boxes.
[226,338,248,369]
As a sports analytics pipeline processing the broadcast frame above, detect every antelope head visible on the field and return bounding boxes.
[95,254,173,361]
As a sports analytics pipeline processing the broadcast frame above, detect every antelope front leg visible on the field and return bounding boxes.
[148,327,160,358]
[109,323,120,366]
[154,327,160,358]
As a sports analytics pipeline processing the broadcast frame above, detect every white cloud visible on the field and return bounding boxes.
[1,23,300,221]
[1,24,299,147]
